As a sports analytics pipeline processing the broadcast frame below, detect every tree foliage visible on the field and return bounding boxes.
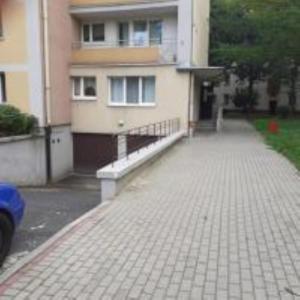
[210,0,300,111]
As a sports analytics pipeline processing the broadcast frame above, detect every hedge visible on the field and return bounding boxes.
[0,104,38,137]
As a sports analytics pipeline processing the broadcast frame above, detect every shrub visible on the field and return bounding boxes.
[0,104,38,137]
[277,105,291,119]
[233,87,258,113]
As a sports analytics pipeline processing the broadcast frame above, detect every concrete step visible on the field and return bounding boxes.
[197,121,216,131]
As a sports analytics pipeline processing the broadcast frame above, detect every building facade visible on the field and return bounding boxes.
[0,0,213,177]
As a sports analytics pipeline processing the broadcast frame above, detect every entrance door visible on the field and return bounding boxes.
[200,83,214,120]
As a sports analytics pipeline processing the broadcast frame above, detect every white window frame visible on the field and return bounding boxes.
[72,77,97,101]
[109,76,156,107]
[81,23,105,44]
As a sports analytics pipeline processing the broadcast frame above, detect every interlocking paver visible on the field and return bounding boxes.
[0,120,299,299]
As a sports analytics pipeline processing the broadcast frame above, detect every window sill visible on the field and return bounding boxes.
[108,103,156,108]
[72,97,97,102]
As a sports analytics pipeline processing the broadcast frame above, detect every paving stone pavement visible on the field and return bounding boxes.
[0,120,300,299]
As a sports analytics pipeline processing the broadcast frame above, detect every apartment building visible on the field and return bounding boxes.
[0,0,73,181]
[70,0,214,172]
[0,0,215,177]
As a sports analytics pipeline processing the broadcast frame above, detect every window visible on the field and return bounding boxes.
[82,23,105,43]
[72,77,96,100]
[126,77,139,104]
[133,21,148,46]
[83,25,90,43]
[118,22,129,46]
[0,73,6,104]
[0,11,3,38]
[92,24,105,42]
[142,77,155,103]
[110,76,156,106]
[149,21,162,45]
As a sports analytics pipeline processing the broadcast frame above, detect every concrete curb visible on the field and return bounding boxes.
[0,200,113,286]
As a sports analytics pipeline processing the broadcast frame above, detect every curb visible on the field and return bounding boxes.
[0,200,113,287]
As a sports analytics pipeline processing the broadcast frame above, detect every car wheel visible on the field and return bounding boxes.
[0,213,14,267]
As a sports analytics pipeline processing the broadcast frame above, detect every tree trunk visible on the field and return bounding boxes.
[289,65,298,114]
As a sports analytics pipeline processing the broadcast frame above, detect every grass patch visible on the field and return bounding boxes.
[254,118,300,170]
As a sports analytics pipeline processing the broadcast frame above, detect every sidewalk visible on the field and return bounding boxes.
[0,120,299,299]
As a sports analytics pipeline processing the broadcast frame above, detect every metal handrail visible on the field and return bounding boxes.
[111,118,180,165]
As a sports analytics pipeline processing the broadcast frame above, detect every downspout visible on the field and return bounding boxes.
[187,0,194,137]
[190,0,194,66]
[42,0,52,181]
[187,72,193,136]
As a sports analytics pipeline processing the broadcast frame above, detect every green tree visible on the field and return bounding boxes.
[211,0,300,112]
[210,0,264,112]
[245,0,300,112]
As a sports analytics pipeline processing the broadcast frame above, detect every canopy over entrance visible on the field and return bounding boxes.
[177,66,224,81]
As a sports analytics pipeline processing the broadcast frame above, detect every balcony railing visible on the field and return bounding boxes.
[72,39,177,64]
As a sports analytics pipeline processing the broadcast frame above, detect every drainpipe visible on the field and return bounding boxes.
[187,0,194,137]
[41,0,52,181]
[187,72,193,137]
[190,0,194,66]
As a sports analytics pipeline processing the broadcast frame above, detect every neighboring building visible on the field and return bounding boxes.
[0,0,219,177]
[215,75,300,113]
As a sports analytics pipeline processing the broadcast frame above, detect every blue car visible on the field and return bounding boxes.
[0,183,25,265]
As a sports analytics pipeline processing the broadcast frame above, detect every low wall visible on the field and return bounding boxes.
[97,131,185,201]
[0,135,47,186]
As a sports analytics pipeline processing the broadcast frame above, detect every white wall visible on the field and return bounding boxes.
[177,0,192,67]
[26,0,45,126]
[0,135,47,186]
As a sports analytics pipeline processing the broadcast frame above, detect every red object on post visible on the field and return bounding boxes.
[268,120,279,134]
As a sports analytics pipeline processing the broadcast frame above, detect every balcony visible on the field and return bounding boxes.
[71,39,177,65]
[70,0,178,18]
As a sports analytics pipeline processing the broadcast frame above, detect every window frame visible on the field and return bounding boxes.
[0,73,6,104]
[149,20,163,46]
[72,76,97,101]
[81,23,105,44]
[109,76,156,107]
[0,11,4,39]
[133,20,149,47]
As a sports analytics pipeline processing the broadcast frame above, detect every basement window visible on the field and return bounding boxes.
[72,77,97,100]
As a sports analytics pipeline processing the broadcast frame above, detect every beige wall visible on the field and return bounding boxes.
[71,65,190,133]
[6,72,30,113]
[192,0,210,67]
[72,48,160,65]
[0,1,30,115]
[0,0,27,64]
[48,0,73,125]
